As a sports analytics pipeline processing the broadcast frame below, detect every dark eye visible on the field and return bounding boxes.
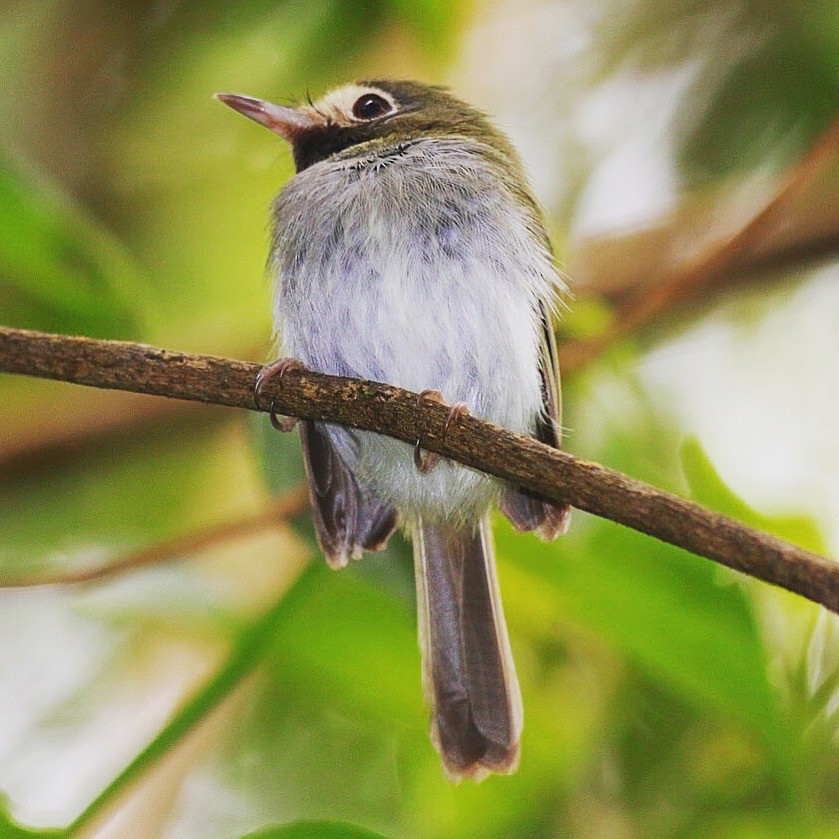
[352,93,392,120]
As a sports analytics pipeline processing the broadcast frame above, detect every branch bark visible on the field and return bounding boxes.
[1,325,837,613]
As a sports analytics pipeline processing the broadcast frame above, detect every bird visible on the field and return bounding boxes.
[217,80,570,781]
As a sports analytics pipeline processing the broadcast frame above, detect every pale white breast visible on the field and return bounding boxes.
[271,137,561,520]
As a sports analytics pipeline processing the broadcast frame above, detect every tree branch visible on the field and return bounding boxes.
[0,485,310,588]
[1,325,836,613]
[560,112,839,372]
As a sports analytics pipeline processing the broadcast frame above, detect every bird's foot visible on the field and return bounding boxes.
[254,358,306,432]
[413,390,469,474]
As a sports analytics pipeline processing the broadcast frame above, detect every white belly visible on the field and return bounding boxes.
[271,137,560,520]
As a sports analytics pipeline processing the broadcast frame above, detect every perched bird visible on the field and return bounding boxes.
[217,80,570,780]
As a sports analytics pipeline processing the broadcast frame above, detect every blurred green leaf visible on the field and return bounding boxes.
[512,374,795,789]
[679,31,839,184]
[681,436,827,555]
[242,821,389,839]
[66,576,309,836]
[0,420,253,578]
[556,295,614,341]
[251,414,307,495]
[267,562,420,725]
[592,2,839,186]
[382,0,462,47]
[0,153,147,338]
[498,519,783,757]
[52,563,414,832]
[0,805,61,839]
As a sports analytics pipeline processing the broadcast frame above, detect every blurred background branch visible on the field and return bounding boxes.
[560,111,839,371]
[0,484,310,589]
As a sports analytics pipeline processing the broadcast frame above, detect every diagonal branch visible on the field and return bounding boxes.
[0,485,310,588]
[560,112,839,372]
[1,325,837,613]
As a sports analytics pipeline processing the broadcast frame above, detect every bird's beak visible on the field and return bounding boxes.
[215,93,319,142]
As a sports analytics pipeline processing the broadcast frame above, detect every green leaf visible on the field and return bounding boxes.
[503,374,796,789]
[0,153,145,338]
[251,413,307,496]
[681,436,827,555]
[679,31,839,183]
[0,421,256,580]
[267,562,421,724]
[242,821,389,839]
[498,516,793,790]
[382,0,462,47]
[0,805,62,839]
[65,573,314,836]
[499,518,775,722]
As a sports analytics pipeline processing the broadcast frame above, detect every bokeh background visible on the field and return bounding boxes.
[2,1,839,837]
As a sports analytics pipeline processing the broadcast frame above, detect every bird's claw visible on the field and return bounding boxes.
[413,390,469,474]
[254,358,305,432]
[413,440,440,474]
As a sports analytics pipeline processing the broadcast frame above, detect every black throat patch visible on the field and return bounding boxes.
[291,122,381,172]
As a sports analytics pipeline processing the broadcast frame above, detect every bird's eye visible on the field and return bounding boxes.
[352,93,392,120]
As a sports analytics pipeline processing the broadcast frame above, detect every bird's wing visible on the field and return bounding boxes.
[300,420,398,568]
[498,303,571,539]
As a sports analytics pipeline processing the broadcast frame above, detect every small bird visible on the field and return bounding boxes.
[217,80,570,780]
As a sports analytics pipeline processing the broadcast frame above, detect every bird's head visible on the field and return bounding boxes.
[216,79,517,174]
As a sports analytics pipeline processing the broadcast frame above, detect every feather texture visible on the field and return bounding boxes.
[499,304,572,539]
[274,136,563,521]
[300,420,397,568]
[414,515,522,779]
[258,80,569,779]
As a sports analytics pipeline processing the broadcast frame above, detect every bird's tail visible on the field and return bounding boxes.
[413,514,522,780]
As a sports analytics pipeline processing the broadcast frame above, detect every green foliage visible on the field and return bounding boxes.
[0,807,62,839]
[500,383,793,800]
[499,518,782,749]
[66,578,314,836]
[242,821,389,839]
[0,420,257,580]
[681,436,827,555]
[679,22,839,183]
[593,0,839,182]
[0,2,837,837]
[0,155,145,338]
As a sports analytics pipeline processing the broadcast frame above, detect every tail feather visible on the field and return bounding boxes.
[414,515,522,780]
